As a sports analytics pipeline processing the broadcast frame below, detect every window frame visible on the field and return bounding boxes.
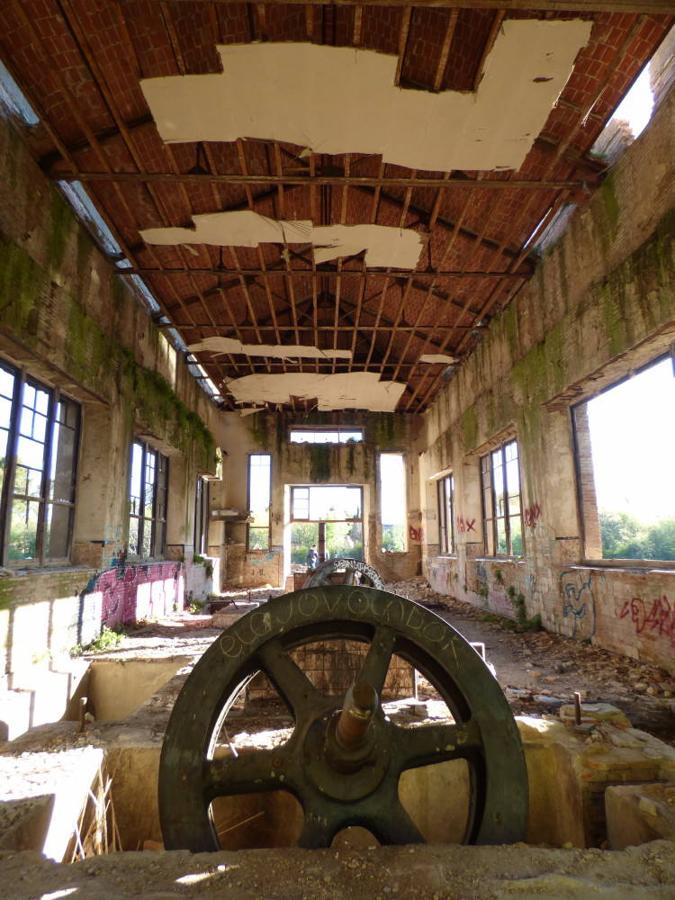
[480,438,524,558]
[437,473,456,555]
[246,452,272,552]
[127,439,169,560]
[288,426,364,445]
[571,352,675,566]
[289,485,364,523]
[0,359,81,568]
[193,475,210,557]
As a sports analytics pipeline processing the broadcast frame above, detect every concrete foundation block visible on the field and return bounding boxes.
[606,782,675,849]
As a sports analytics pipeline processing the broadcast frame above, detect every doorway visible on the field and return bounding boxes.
[289,485,364,568]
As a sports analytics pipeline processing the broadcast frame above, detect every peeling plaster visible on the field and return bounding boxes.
[189,336,351,360]
[227,372,406,412]
[141,211,423,269]
[419,354,457,364]
[141,21,592,172]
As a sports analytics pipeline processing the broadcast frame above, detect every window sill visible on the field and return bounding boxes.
[579,559,675,573]
[474,557,525,564]
[2,563,95,577]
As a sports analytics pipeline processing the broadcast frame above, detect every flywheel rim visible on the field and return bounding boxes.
[159,586,528,851]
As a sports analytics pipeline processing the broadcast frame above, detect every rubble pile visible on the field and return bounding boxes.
[385,578,675,743]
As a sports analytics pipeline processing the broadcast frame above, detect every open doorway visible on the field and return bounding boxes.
[289,485,364,571]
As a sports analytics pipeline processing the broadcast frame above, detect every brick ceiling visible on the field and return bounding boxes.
[1,2,672,412]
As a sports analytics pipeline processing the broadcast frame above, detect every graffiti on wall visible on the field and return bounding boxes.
[456,516,476,534]
[618,595,674,646]
[523,503,542,528]
[408,525,423,543]
[559,569,597,639]
[82,561,184,628]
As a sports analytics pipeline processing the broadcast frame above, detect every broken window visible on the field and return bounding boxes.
[127,440,168,559]
[437,474,456,555]
[289,428,363,444]
[380,453,406,553]
[480,439,523,557]
[0,359,80,565]
[247,453,271,551]
[194,476,209,557]
[573,356,675,561]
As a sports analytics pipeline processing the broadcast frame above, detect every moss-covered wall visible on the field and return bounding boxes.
[0,104,226,693]
[418,88,675,671]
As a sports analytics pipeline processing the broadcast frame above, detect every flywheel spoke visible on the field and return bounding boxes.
[369,800,425,845]
[392,719,482,772]
[204,747,292,800]
[297,809,337,849]
[358,625,396,694]
[257,639,322,719]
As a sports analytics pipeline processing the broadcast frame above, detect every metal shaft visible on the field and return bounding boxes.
[335,680,378,750]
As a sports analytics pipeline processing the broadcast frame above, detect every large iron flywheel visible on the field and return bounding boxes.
[159,586,528,851]
[303,557,384,589]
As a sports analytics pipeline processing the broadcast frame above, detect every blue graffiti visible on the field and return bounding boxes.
[560,571,595,637]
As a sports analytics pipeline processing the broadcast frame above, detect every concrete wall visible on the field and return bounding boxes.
[418,89,674,672]
[219,411,422,588]
[0,105,226,726]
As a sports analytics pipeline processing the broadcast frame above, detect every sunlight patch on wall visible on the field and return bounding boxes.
[141,21,592,172]
[189,336,352,361]
[141,211,423,269]
[227,372,406,412]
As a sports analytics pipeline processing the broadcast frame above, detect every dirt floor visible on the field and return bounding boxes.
[2,839,674,898]
[99,578,674,743]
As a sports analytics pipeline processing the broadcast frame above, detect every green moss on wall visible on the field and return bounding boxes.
[64,294,114,390]
[503,303,519,359]
[461,407,478,451]
[369,412,407,450]
[0,234,45,340]
[600,173,621,241]
[48,191,72,271]
[248,412,271,450]
[309,443,332,482]
[120,352,215,470]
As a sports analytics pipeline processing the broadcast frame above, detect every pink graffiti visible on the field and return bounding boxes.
[523,503,541,528]
[619,595,674,644]
[409,525,423,543]
[89,561,184,628]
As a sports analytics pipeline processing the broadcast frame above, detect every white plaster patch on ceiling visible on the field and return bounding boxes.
[419,354,457,364]
[227,372,406,412]
[189,335,352,361]
[141,20,592,172]
[141,211,423,269]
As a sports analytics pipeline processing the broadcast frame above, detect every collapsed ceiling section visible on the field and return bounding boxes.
[142,211,424,269]
[141,22,592,172]
[0,1,670,413]
[226,372,406,412]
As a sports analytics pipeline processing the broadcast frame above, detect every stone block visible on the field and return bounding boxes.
[606,782,675,849]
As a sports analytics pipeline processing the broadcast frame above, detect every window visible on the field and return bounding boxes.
[437,474,456,554]
[573,356,675,561]
[247,453,271,551]
[194,476,209,557]
[289,428,363,444]
[380,453,406,552]
[127,440,168,559]
[290,485,364,563]
[0,360,80,565]
[480,439,523,557]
